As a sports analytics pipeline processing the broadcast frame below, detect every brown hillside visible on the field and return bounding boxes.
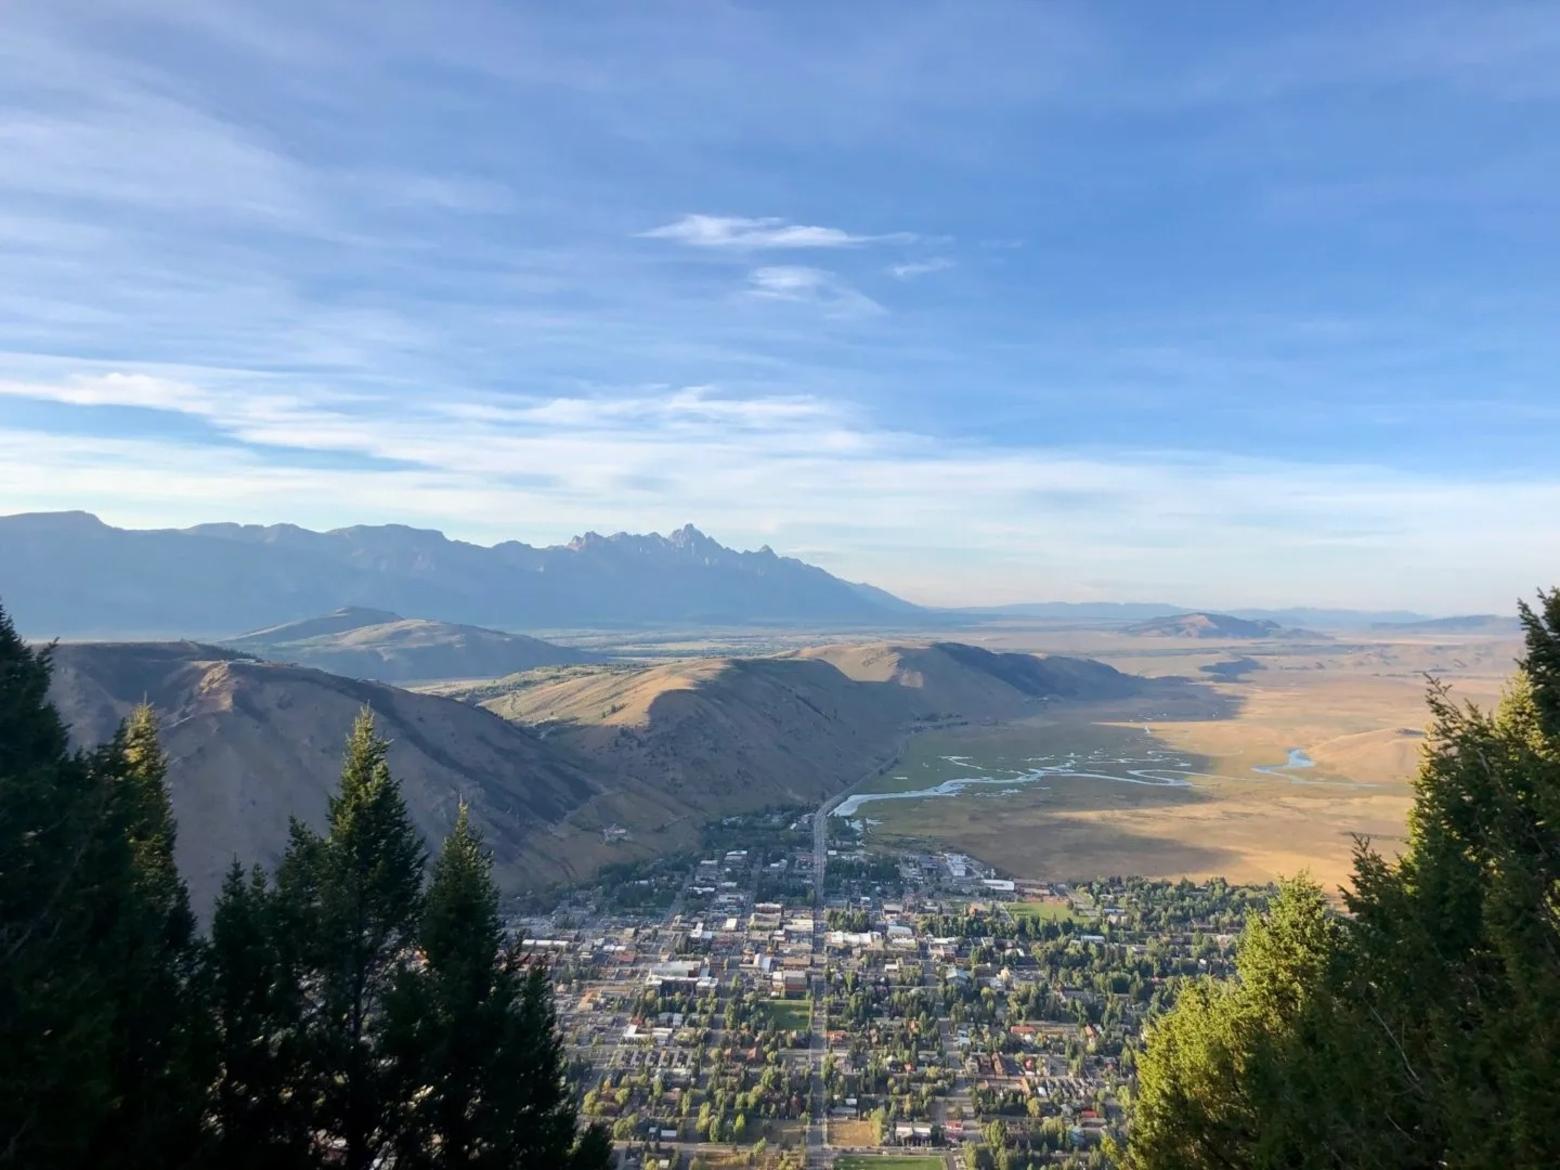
[45,642,672,912]
[478,641,1141,815]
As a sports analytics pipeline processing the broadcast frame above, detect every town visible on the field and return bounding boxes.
[515,807,1274,1170]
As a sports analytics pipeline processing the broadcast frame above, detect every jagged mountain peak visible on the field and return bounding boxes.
[0,511,920,636]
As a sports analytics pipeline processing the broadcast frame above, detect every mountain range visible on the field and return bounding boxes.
[1,510,1455,640]
[0,511,918,636]
[956,601,1433,628]
[1369,614,1522,635]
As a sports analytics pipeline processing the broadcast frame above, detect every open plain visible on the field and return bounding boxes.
[835,627,1521,893]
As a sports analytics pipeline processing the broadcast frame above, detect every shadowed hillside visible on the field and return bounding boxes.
[41,636,1157,910]
[473,640,1147,814]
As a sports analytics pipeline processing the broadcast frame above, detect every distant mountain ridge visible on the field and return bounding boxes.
[1370,614,1521,635]
[227,606,594,682]
[0,511,923,637]
[958,601,1433,629]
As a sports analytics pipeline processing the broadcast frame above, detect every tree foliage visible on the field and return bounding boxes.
[1125,590,1560,1170]
[0,598,608,1170]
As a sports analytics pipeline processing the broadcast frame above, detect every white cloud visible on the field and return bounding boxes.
[642,214,913,249]
[746,266,885,319]
[0,372,212,413]
[889,257,955,280]
[1,370,1557,612]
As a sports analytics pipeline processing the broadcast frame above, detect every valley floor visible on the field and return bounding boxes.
[832,631,1514,895]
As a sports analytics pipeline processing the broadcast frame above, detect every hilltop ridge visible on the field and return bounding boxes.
[226,606,593,682]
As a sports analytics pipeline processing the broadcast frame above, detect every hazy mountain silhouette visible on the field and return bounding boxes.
[0,511,921,636]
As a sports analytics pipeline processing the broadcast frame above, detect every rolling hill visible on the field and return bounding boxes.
[1370,614,1521,635]
[226,606,593,682]
[0,511,922,637]
[43,641,684,912]
[1124,612,1317,639]
[470,640,1143,812]
[40,635,1147,911]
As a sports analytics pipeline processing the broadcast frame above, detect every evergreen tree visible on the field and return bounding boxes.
[88,706,208,1170]
[1121,878,1359,1170]
[281,710,426,1170]
[5,609,613,1170]
[390,805,584,1168]
[208,860,313,1169]
[1339,590,1560,1166]
[0,603,111,1167]
[569,1123,615,1170]
[1125,591,1560,1170]
[2,608,207,1170]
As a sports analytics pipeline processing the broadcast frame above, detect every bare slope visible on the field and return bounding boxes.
[227,606,592,682]
[44,642,672,912]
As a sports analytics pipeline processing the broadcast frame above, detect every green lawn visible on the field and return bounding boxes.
[759,998,812,1031]
[1011,898,1082,923]
[833,1157,944,1170]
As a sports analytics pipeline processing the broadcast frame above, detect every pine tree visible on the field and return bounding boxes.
[88,707,209,1169]
[0,603,112,1167]
[1125,591,1560,1170]
[390,805,582,1168]
[2,612,207,1169]
[283,709,426,1170]
[208,860,313,1169]
[569,1123,615,1170]
[1121,878,1357,1170]
[1340,590,1560,1166]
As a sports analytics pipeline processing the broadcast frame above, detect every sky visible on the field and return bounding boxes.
[1,1,1558,612]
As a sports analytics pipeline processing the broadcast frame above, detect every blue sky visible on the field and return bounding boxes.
[2,1,1558,611]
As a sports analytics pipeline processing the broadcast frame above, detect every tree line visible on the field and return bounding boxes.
[0,602,611,1170]
[1122,592,1560,1169]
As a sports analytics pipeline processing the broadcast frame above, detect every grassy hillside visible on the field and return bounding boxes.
[471,641,1142,815]
[226,606,593,682]
[45,638,1144,909]
[46,642,677,911]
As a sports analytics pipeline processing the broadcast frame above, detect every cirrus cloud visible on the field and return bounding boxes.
[641,213,915,249]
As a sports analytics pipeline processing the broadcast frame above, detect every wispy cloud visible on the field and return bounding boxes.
[889,257,955,280]
[1,3,1557,612]
[3,368,1558,611]
[745,266,885,319]
[642,214,913,249]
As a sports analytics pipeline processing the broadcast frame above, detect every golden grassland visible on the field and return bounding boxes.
[828,1119,883,1148]
[857,632,1519,895]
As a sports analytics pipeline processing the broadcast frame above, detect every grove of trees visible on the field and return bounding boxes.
[0,601,610,1169]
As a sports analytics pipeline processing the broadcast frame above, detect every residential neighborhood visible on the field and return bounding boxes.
[517,807,1271,1169]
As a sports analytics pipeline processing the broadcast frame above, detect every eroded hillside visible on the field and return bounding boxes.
[46,642,678,911]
